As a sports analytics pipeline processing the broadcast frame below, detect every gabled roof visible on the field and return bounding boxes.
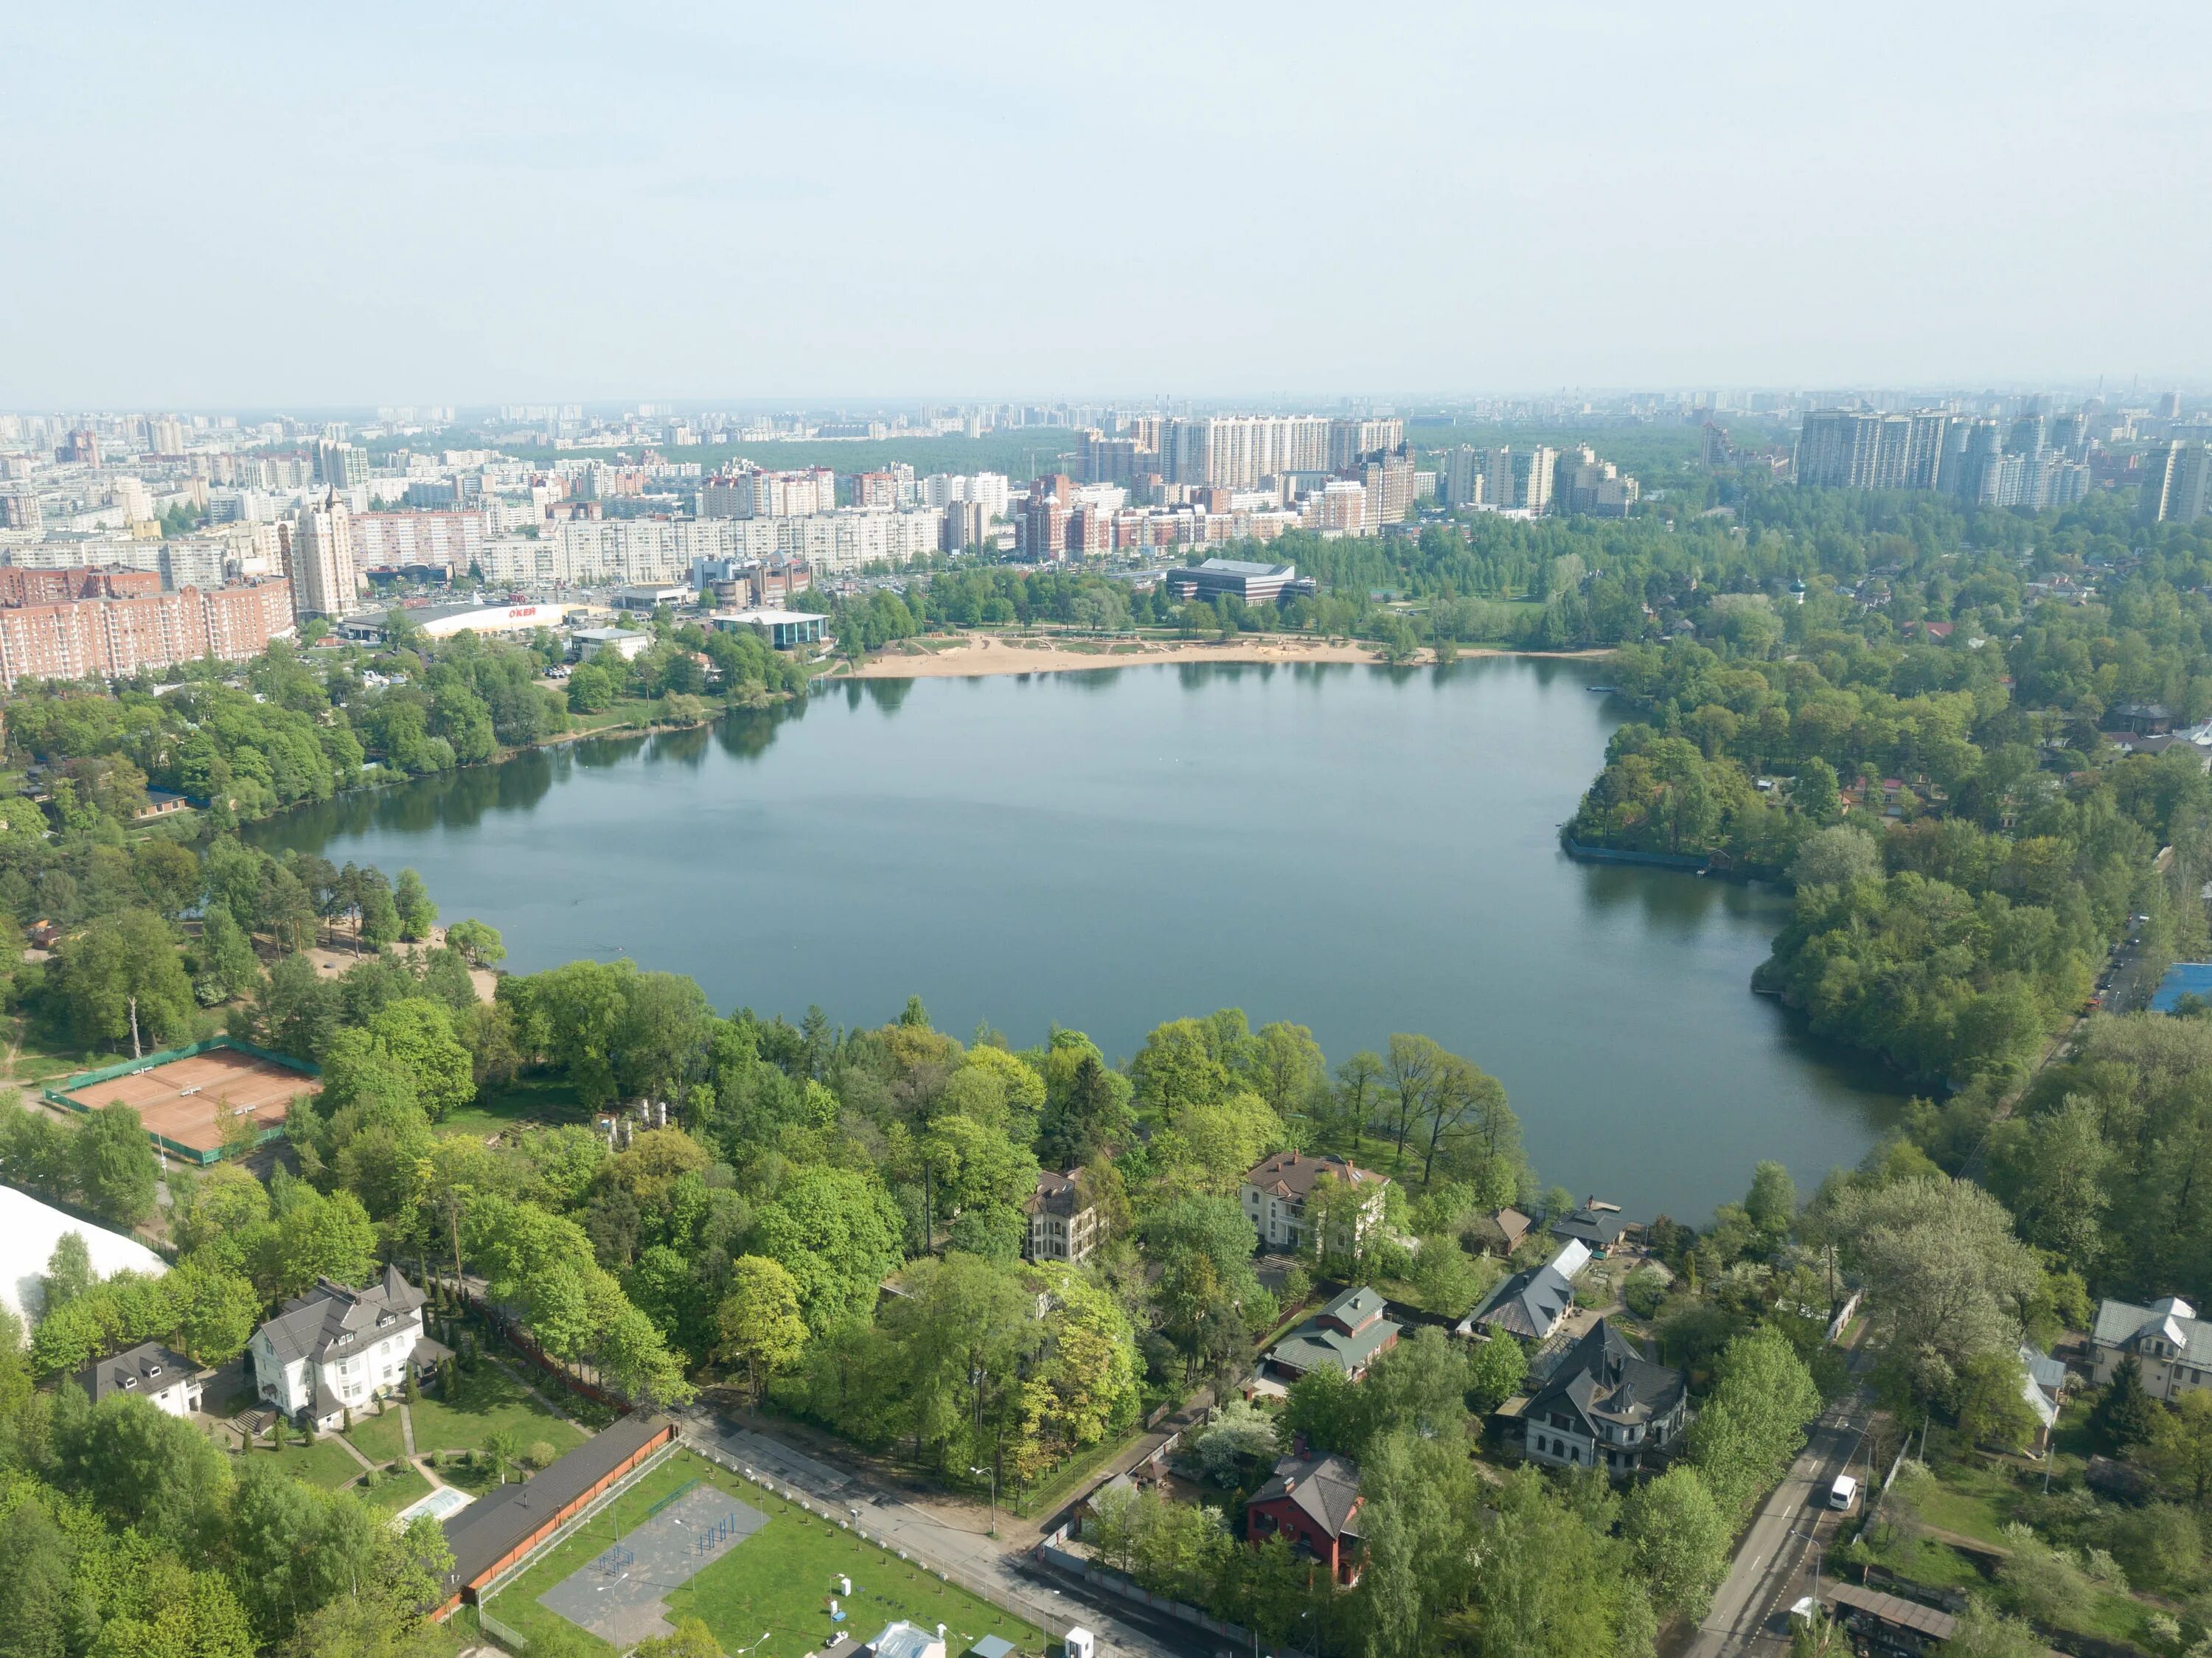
[1269,1303,1400,1377]
[2020,1343,2065,1430]
[1549,1197,1629,1247]
[1523,1319,1685,1432]
[1251,1451,1362,1539]
[1461,1241,1590,1340]
[1243,1149,1388,1202]
[74,1340,197,1404]
[1317,1285,1386,1329]
[442,1413,672,1590]
[1025,1168,1088,1218]
[2093,1295,2212,1366]
[257,1265,426,1368]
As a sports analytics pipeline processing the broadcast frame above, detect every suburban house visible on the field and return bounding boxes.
[1515,1318,1687,1476]
[1548,1196,1630,1249]
[1470,1206,1534,1257]
[2019,1342,2067,1453]
[2091,1295,2211,1400]
[1241,1150,1390,1254]
[1023,1168,1099,1265]
[73,1340,202,1417]
[248,1266,443,1429]
[1264,1286,1402,1383]
[1247,1450,1365,1585]
[1458,1239,1591,1344]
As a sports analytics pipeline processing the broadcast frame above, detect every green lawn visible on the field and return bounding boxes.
[1914,1458,2018,1547]
[404,1362,588,1460]
[347,1399,411,1464]
[361,1462,434,1512]
[444,1071,591,1136]
[271,1435,372,1491]
[484,1450,1043,1657]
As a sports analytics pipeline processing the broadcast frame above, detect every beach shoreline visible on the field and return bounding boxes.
[839,633,1610,679]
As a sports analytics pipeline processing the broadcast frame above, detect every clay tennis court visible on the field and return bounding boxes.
[59,1045,321,1157]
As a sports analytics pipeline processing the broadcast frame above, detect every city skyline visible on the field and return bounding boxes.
[6,2,2211,408]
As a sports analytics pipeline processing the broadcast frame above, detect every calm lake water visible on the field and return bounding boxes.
[251,658,1902,1222]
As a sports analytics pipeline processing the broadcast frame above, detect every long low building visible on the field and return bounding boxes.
[1164,557,1306,606]
[436,1413,677,1613]
[709,608,825,649]
[475,510,942,587]
[337,599,572,643]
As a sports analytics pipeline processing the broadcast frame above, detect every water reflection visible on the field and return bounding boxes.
[247,661,1904,1219]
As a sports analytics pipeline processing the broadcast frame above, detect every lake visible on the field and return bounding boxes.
[251,657,1903,1222]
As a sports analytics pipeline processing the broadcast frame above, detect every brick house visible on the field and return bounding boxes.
[1247,1451,1364,1585]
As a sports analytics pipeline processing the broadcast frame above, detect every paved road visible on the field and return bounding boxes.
[1684,1389,1874,1658]
[682,1412,1220,1658]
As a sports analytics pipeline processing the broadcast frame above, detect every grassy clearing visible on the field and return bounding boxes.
[484,1449,1043,1657]
[405,1362,588,1461]
[445,1070,591,1135]
[1914,1459,2017,1547]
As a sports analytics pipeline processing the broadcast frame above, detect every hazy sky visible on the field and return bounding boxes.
[5,1,2209,408]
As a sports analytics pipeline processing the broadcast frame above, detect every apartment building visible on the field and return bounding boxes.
[286,494,359,617]
[0,577,296,688]
[350,510,491,572]
[2140,441,2211,524]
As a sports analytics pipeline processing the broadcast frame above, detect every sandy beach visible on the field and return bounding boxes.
[843,633,1606,679]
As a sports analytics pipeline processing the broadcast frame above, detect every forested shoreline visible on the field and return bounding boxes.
[1,484,2212,1657]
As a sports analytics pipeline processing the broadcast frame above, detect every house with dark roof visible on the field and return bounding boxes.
[2091,1295,2212,1401]
[1458,1239,1590,1343]
[73,1340,202,1417]
[1548,1196,1630,1249]
[1241,1150,1389,1255]
[1247,1451,1364,1584]
[1023,1168,1099,1265]
[1264,1286,1401,1382]
[1516,1319,1686,1476]
[248,1265,445,1430]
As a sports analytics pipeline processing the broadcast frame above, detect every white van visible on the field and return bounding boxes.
[1828,1474,1859,1511]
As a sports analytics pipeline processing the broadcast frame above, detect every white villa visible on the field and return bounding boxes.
[248,1266,445,1429]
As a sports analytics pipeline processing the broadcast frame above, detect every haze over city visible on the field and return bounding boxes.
[7,1,2212,407]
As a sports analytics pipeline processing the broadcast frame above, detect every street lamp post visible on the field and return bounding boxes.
[970,1464,998,1537]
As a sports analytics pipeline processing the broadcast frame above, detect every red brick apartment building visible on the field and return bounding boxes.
[0,566,295,687]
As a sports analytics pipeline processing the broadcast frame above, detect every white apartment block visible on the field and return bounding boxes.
[351,510,491,569]
[477,510,944,586]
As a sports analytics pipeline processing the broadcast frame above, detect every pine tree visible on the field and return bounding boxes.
[2092,1355,2161,1451]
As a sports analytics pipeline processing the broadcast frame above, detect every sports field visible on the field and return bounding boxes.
[59,1043,319,1155]
[480,1448,1042,1656]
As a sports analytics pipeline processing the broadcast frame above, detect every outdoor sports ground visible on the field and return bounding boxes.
[47,1038,321,1163]
[479,1446,1043,1656]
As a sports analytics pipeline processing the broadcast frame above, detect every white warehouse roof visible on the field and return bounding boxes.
[0,1185,168,1337]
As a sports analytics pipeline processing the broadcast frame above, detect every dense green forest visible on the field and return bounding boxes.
[0,614,804,836]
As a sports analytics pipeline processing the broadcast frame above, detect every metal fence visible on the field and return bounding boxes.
[476,1608,530,1651]
[470,1439,680,1612]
